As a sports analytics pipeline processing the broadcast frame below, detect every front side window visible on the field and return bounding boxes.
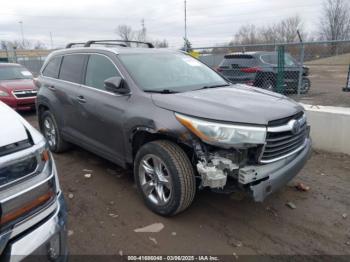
[59,54,86,84]
[118,52,227,92]
[0,66,33,81]
[42,56,62,78]
[85,54,119,90]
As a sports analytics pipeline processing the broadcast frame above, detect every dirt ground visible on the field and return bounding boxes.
[293,65,350,107]
[24,112,350,257]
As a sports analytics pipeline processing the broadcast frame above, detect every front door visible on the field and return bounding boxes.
[75,53,128,164]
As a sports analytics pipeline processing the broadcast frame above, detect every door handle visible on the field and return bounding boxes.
[77,96,86,103]
[47,85,56,91]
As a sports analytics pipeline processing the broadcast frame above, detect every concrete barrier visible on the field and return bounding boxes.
[302,104,350,155]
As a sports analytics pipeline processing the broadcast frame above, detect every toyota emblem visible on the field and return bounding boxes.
[291,120,301,134]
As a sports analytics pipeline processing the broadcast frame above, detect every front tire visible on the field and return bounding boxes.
[134,140,196,216]
[301,78,311,94]
[40,111,69,153]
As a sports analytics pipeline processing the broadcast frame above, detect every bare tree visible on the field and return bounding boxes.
[0,41,8,50]
[274,16,304,42]
[230,16,306,45]
[232,24,260,45]
[33,41,46,50]
[115,25,135,44]
[154,39,169,48]
[319,0,350,40]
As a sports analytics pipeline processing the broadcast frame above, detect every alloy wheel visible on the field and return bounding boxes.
[138,154,172,205]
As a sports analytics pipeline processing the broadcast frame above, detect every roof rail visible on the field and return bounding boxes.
[84,40,154,48]
[65,42,86,48]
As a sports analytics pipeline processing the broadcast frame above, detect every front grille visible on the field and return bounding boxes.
[13,90,37,98]
[0,139,32,157]
[261,114,308,163]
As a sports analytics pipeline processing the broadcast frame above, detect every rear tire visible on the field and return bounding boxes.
[134,140,196,216]
[40,111,70,153]
[262,79,275,91]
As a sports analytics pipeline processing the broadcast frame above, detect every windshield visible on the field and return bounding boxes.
[260,53,297,67]
[118,52,227,92]
[0,66,33,81]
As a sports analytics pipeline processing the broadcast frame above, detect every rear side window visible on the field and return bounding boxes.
[59,54,86,84]
[84,54,120,90]
[42,56,62,78]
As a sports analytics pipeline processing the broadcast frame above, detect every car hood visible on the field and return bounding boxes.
[0,101,43,147]
[0,79,35,92]
[151,84,303,125]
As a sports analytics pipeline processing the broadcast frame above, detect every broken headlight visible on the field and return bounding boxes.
[175,113,266,147]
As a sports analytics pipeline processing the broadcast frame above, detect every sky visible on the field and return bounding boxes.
[0,0,324,48]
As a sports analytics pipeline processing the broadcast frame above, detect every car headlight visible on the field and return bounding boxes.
[0,90,9,97]
[175,113,266,147]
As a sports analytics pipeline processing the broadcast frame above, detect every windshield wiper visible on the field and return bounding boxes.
[144,89,178,94]
[199,84,230,90]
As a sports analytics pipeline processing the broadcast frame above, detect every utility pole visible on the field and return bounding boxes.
[184,0,188,51]
[50,32,54,49]
[141,19,146,42]
[19,21,24,47]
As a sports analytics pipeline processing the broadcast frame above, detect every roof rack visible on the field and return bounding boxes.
[84,40,154,48]
[65,42,86,48]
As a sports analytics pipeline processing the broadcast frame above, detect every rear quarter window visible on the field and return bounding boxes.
[42,56,62,78]
[59,54,86,84]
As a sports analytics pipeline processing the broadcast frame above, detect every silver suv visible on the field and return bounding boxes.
[0,101,67,260]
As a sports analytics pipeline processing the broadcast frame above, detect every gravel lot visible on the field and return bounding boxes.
[293,65,350,107]
[24,112,350,257]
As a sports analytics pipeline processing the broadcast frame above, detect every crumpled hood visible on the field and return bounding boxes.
[0,79,36,92]
[151,84,303,125]
[0,101,43,147]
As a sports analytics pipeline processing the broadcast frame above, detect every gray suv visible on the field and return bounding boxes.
[217,52,311,94]
[36,40,311,216]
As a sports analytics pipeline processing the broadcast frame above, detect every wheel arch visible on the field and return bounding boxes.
[128,127,195,165]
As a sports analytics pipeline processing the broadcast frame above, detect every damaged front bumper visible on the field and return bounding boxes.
[249,138,311,201]
[196,138,312,202]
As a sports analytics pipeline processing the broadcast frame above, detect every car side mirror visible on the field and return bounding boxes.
[104,77,130,95]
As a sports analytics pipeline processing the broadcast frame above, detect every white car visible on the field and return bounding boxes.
[0,101,67,260]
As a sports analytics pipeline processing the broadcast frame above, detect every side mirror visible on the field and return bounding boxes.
[104,76,130,94]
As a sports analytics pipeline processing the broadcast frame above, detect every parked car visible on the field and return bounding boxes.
[36,40,311,216]
[216,51,311,94]
[0,101,67,260]
[0,63,37,110]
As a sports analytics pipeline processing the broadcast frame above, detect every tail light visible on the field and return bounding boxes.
[240,67,262,73]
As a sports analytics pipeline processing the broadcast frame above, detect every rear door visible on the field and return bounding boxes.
[259,53,300,90]
[218,54,258,84]
[75,53,128,164]
[56,54,87,139]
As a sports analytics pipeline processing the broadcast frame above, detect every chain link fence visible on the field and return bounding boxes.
[195,40,350,107]
[0,49,51,76]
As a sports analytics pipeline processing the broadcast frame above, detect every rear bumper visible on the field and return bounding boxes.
[0,97,36,111]
[1,193,68,261]
[250,138,312,202]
